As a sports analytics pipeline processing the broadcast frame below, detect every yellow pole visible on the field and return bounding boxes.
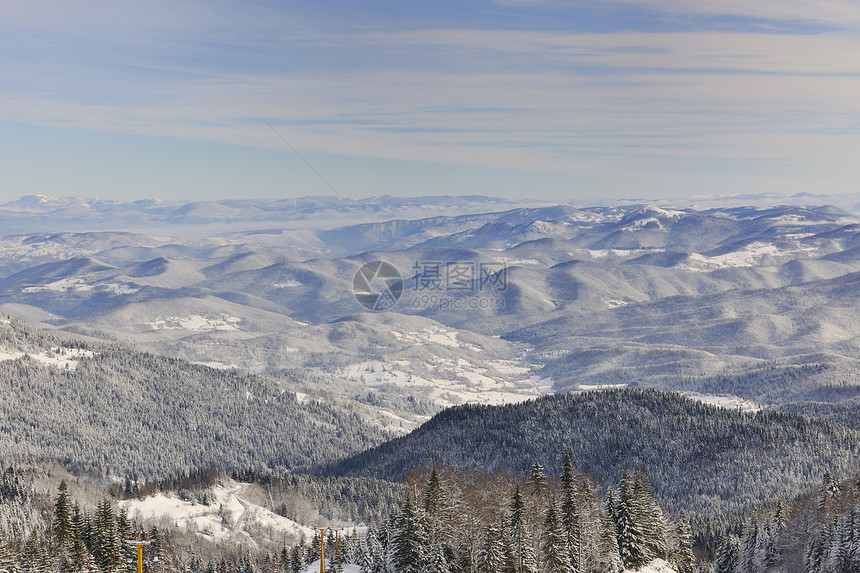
[319,529,325,573]
[137,545,144,573]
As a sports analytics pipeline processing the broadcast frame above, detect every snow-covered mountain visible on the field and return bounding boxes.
[2,196,860,418]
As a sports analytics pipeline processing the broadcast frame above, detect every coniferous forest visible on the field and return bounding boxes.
[0,315,859,572]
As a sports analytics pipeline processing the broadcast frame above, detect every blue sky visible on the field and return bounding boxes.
[1,0,859,204]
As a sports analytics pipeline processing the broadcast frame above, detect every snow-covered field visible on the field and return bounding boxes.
[0,346,95,370]
[675,240,819,272]
[120,482,314,549]
[625,559,678,573]
[684,392,761,413]
[577,383,629,391]
[22,277,140,295]
[303,561,359,573]
[334,357,551,412]
[146,314,242,332]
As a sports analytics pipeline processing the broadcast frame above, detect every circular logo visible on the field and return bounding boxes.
[353,261,403,311]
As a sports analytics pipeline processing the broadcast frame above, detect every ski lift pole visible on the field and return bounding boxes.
[124,532,153,573]
[319,529,326,573]
[319,527,343,573]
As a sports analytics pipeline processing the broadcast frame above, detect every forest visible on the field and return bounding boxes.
[329,390,860,516]
[3,459,858,573]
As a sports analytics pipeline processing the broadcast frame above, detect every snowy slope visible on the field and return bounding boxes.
[120,481,315,550]
[625,559,678,573]
[303,562,360,573]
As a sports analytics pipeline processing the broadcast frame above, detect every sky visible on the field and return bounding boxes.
[1,0,859,204]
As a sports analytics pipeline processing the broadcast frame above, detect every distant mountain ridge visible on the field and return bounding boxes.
[3,198,860,424]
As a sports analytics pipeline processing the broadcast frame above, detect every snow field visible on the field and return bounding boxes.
[146,314,242,332]
[335,356,551,412]
[625,558,678,573]
[120,483,315,547]
[22,277,140,295]
[0,346,95,371]
[303,561,360,573]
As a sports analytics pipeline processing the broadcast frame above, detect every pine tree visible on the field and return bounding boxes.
[423,467,442,517]
[672,511,695,573]
[599,508,623,573]
[478,524,505,573]
[94,498,122,573]
[24,531,47,573]
[615,468,647,570]
[634,468,666,562]
[392,496,424,573]
[559,454,580,573]
[70,503,88,573]
[541,499,572,573]
[714,535,739,573]
[528,462,548,498]
[422,541,449,573]
[54,480,73,551]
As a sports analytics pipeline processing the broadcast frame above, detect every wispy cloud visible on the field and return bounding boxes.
[615,0,860,28]
[1,0,859,200]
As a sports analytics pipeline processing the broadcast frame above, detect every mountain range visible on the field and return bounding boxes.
[2,196,860,426]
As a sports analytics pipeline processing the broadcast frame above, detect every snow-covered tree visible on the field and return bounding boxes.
[392,496,424,573]
[559,454,580,573]
[477,524,505,573]
[541,499,571,573]
[615,468,647,570]
[714,535,739,573]
[53,480,72,552]
[672,511,694,573]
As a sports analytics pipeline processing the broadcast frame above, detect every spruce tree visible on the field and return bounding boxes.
[392,496,424,573]
[422,541,449,573]
[70,503,89,573]
[528,462,548,498]
[714,535,739,573]
[738,521,758,573]
[804,533,824,573]
[24,531,46,573]
[615,468,647,570]
[559,454,580,573]
[518,526,538,573]
[94,499,122,573]
[423,467,442,517]
[290,544,303,573]
[509,483,528,571]
[541,499,572,573]
[633,468,666,562]
[53,480,73,551]
[478,524,505,573]
[599,510,623,573]
[310,532,321,568]
[672,511,695,573]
